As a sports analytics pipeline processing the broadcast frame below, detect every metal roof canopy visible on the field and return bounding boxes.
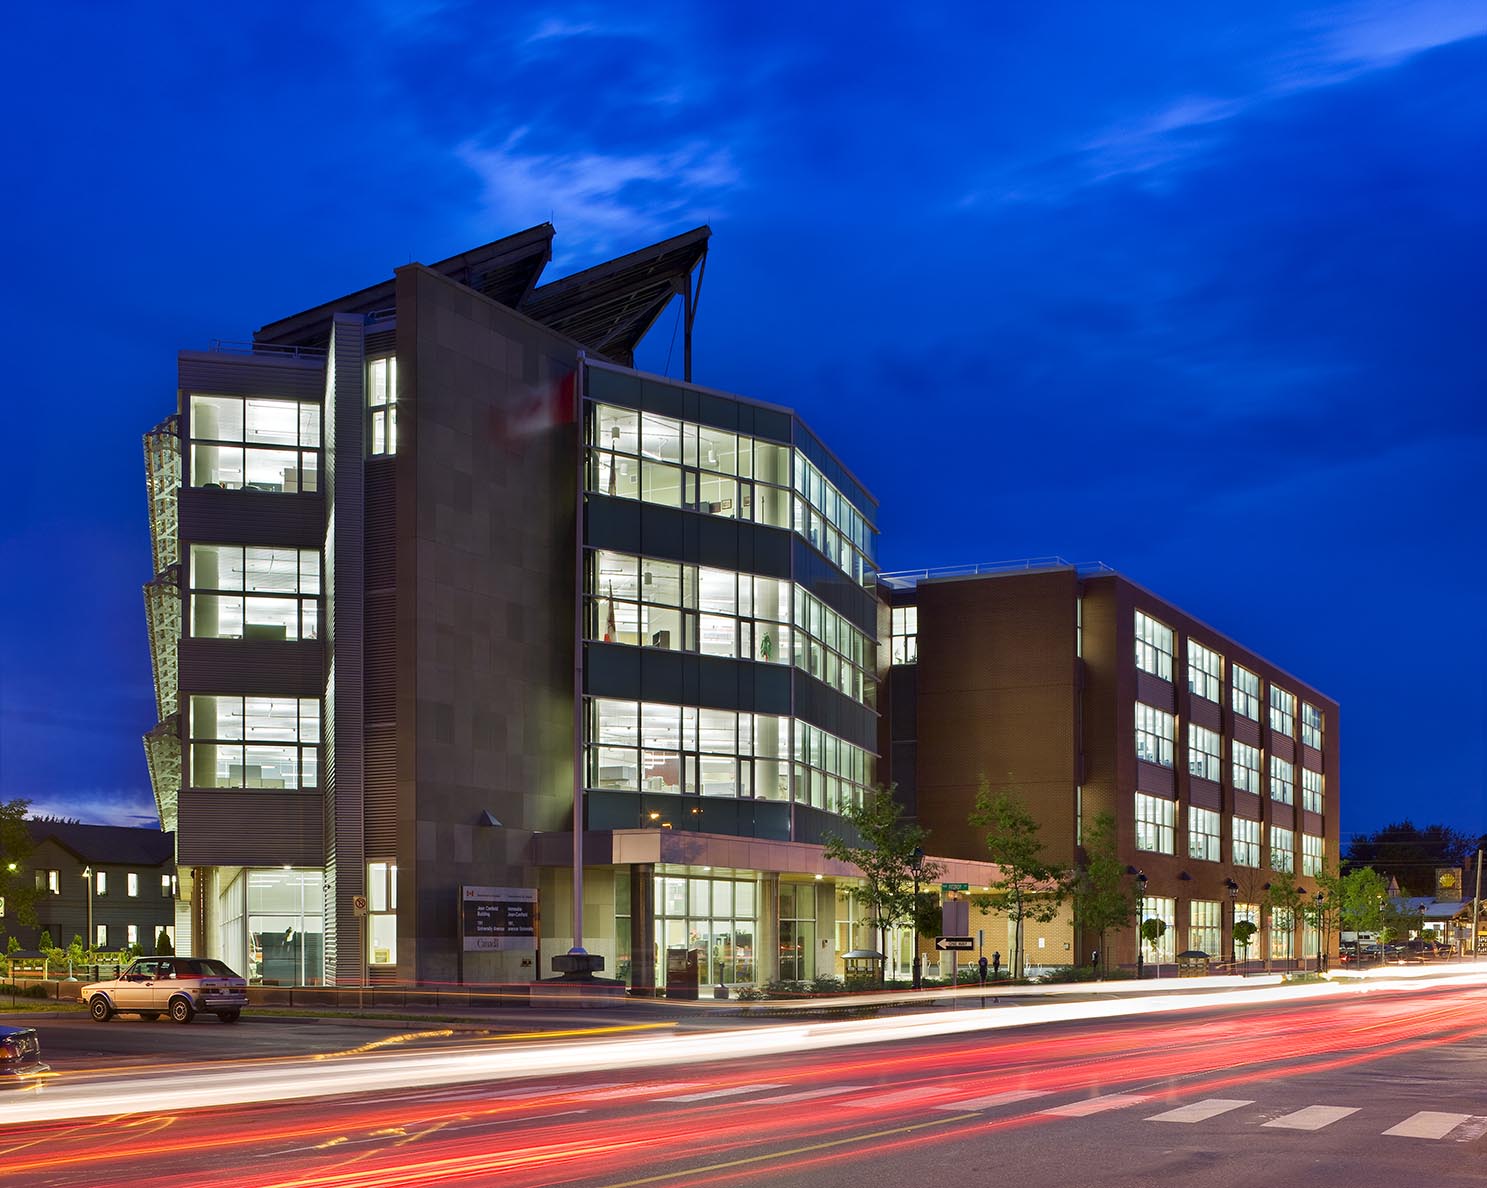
[254,224,711,376]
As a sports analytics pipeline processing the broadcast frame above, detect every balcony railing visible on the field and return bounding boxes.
[876,557,1115,591]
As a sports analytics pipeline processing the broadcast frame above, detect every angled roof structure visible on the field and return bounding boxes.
[28,822,175,866]
[254,223,710,371]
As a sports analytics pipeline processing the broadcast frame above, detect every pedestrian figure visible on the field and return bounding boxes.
[992,950,1001,979]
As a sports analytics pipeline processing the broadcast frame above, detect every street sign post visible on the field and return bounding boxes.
[941,882,969,892]
[935,935,975,951]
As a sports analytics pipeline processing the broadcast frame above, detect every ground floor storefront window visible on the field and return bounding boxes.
[653,873,757,987]
[218,868,324,984]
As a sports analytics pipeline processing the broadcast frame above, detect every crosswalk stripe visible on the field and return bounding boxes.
[936,1090,1052,1112]
[658,1083,787,1102]
[840,1087,946,1109]
[1263,1106,1359,1131]
[1383,1112,1473,1140]
[1146,1099,1255,1124]
[1041,1094,1149,1118]
[741,1085,872,1105]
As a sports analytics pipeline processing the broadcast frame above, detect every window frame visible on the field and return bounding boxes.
[1187,805,1221,863]
[1187,723,1222,782]
[1135,702,1175,768]
[1233,665,1261,720]
[1135,611,1174,680]
[1134,792,1176,854]
[1186,640,1222,702]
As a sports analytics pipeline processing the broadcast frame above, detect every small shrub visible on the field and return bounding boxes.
[735,986,767,1001]
[809,974,846,994]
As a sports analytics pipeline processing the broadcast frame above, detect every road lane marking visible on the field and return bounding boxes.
[936,1090,1052,1112]
[1383,1112,1473,1140]
[741,1085,872,1105]
[657,1083,786,1102]
[1041,1094,1149,1117]
[839,1087,946,1109]
[1263,1106,1359,1131]
[1146,1099,1254,1124]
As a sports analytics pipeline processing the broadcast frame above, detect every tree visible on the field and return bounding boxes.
[38,929,54,953]
[155,929,174,956]
[968,777,1068,979]
[823,787,940,976]
[1344,821,1473,895]
[1265,882,1305,969]
[1329,866,1388,940]
[0,799,38,931]
[1232,919,1258,960]
[1070,812,1133,972]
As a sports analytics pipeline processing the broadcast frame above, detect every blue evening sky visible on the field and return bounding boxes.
[1,2,1483,840]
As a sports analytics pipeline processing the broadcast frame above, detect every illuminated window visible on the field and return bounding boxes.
[1302,833,1324,876]
[890,605,918,665]
[1187,724,1221,782]
[1187,640,1222,702]
[1233,818,1261,867]
[190,545,320,641]
[367,356,398,456]
[126,925,139,946]
[1189,900,1221,956]
[1135,612,1174,680]
[1269,755,1294,805]
[1234,902,1260,957]
[161,874,177,898]
[1301,702,1324,748]
[1232,741,1262,796]
[96,871,108,896]
[1269,685,1295,737]
[127,873,139,897]
[188,695,321,790]
[1134,793,1175,854]
[189,393,320,493]
[1269,907,1295,959]
[368,862,398,967]
[1188,806,1221,862]
[1135,703,1174,767]
[1302,768,1324,814]
[96,924,108,948]
[1270,826,1294,874]
[35,869,60,895]
[1140,895,1177,963]
[1233,666,1261,721]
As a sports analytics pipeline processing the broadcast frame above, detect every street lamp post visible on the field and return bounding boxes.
[1315,891,1327,973]
[1224,877,1239,966]
[1130,868,1148,978]
[82,866,94,953]
[910,846,925,991]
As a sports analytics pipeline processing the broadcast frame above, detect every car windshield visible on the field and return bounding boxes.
[190,959,241,978]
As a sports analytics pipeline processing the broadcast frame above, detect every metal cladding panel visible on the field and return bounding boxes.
[1135,670,1176,711]
[1301,744,1323,771]
[1233,789,1262,820]
[1302,809,1324,836]
[1135,759,1176,797]
[364,591,396,723]
[179,352,326,400]
[1270,732,1295,764]
[1189,778,1222,812]
[176,791,323,866]
[178,638,324,695]
[1187,696,1221,732]
[1271,802,1295,831]
[364,727,397,858]
[1232,715,1261,747]
[179,488,325,547]
[364,462,397,589]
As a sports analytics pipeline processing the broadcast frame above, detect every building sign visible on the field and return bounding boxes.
[1435,868,1463,903]
[460,886,539,951]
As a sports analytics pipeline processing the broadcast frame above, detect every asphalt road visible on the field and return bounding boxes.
[4,976,1484,1188]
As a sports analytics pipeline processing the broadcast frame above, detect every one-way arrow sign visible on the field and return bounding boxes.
[935,935,975,951]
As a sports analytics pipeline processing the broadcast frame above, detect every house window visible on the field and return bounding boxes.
[189,392,321,493]
[126,925,139,946]
[1233,741,1261,795]
[1187,640,1222,702]
[890,605,918,665]
[35,869,60,895]
[96,871,108,896]
[1270,825,1295,874]
[1135,703,1175,767]
[1189,900,1221,956]
[1233,666,1261,720]
[368,862,398,966]
[367,356,398,456]
[1188,806,1221,862]
[1269,685,1296,737]
[1135,611,1174,680]
[1134,793,1175,854]
[161,874,177,898]
[1270,755,1294,805]
[189,695,321,790]
[1301,703,1324,748]
[1233,817,1261,867]
[190,545,321,642]
[1187,724,1221,782]
[1302,768,1324,814]
[127,873,139,897]
[1302,833,1324,876]
[96,924,108,948]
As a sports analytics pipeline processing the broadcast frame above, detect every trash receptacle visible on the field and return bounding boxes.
[1176,949,1210,977]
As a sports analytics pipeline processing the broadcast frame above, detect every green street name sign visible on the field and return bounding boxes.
[941,882,969,891]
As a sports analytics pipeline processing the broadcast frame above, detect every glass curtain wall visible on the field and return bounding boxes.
[190,545,320,641]
[189,394,320,492]
[653,874,756,988]
[247,869,324,985]
[778,881,816,981]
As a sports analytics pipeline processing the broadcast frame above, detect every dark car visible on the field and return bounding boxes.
[0,1025,49,1088]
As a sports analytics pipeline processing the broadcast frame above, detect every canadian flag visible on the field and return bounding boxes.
[493,369,577,451]
[605,581,617,643]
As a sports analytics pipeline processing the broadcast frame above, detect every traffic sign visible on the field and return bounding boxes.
[941,882,969,891]
[352,895,368,917]
[935,935,975,951]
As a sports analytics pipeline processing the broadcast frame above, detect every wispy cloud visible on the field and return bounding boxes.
[26,788,158,829]
[457,130,737,260]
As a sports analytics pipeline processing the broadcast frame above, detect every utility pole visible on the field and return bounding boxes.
[1472,849,1482,960]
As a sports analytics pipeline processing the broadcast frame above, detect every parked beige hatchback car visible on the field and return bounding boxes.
[83,957,249,1024]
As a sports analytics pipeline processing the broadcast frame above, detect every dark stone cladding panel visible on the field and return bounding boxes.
[791,670,877,753]
[176,790,323,866]
[585,497,792,580]
[1136,759,1175,797]
[178,351,325,401]
[587,368,794,446]
[585,642,792,716]
[178,638,324,696]
[791,540,877,636]
[179,488,325,548]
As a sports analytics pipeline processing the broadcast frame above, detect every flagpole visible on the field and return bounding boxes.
[570,352,587,961]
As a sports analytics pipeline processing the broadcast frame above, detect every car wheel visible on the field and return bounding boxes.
[89,995,114,1022]
[139,1012,161,1022]
[216,1010,241,1024]
[169,997,195,1024]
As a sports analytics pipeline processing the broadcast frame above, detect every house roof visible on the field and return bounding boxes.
[27,822,174,867]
